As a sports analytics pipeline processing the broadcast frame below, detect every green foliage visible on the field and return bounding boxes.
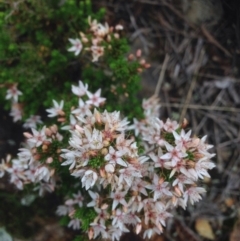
[187,150,194,160]
[59,215,70,226]
[88,156,105,169]
[74,207,97,231]
[0,0,105,119]
[163,132,175,144]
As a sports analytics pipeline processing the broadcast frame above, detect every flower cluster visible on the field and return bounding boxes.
[1,81,215,241]
[0,124,62,194]
[68,16,123,62]
[56,84,214,239]
[128,49,151,73]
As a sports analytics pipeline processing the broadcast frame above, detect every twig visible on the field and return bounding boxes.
[154,54,170,96]
[201,25,232,57]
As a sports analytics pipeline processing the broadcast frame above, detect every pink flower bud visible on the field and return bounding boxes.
[107,34,111,42]
[136,49,142,58]
[45,128,52,136]
[144,63,151,69]
[23,132,33,138]
[136,223,142,234]
[139,59,146,65]
[46,157,53,164]
[113,33,119,39]
[50,124,58,133]
[128,54,135,61]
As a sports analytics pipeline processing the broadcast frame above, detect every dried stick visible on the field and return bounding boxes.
[154,54,170,96]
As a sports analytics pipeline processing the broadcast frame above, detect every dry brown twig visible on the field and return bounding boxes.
[154,54,170,96]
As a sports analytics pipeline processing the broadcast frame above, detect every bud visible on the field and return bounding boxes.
[115,24,123,30]
[88,228,94,240]
[45,128,52,136]
[128,53,135,61]
[82,37,89,43]
[42,144,48,152]
[46,157,53,164]
[139,59,146,65]
[107,34,111,42]
[50,124,58,133]
[94,109,102,123]
[101,148,108,156]
[23,132,33,139]
[57,117,66,123]
[144,63,151,69]
[103,140,109,147]
[136,49,142,58]
[113,33,119,39]
[100,168,106,178]
[123,205,128,213]
[182,118,188,128]
[174,186,182,196]
[101,203,109,210]
[57,110,65,116]
[136,223,142,234]
[158,177,164,184]
[187,160,196,168]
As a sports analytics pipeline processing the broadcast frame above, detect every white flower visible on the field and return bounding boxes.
[183,187,206,205]
[73,191,84,207]
[146,174,172,201]
[106,226,123,241]
[6,85,22,103]
[71,80,88,97]
[56,205,69,216]
[84,128,103,150]
[172,129,192,151]
[27,126,48,147]
[46,100,64,117]
[90,223,108,239]
[91,46,104,62]
[105,146,127,168]
[110,189,127,210]
[68,218,81,230]
[149,148,170,169]
[118,166,142,187]
[161,142,187,166]
[9,104,22,122]
[87,190,99,207]
[81,170,98,190]
[86,89,106,107]
[68,38,82,56]
[95,23,109,37]
[0,155,11,178]
[23,115,42,129]
[71,98,90,116]
[163,118,179,132]
[35,166,51,182]
[61,115,77,130]
[143,227,162,239]
[0,227,13,241]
